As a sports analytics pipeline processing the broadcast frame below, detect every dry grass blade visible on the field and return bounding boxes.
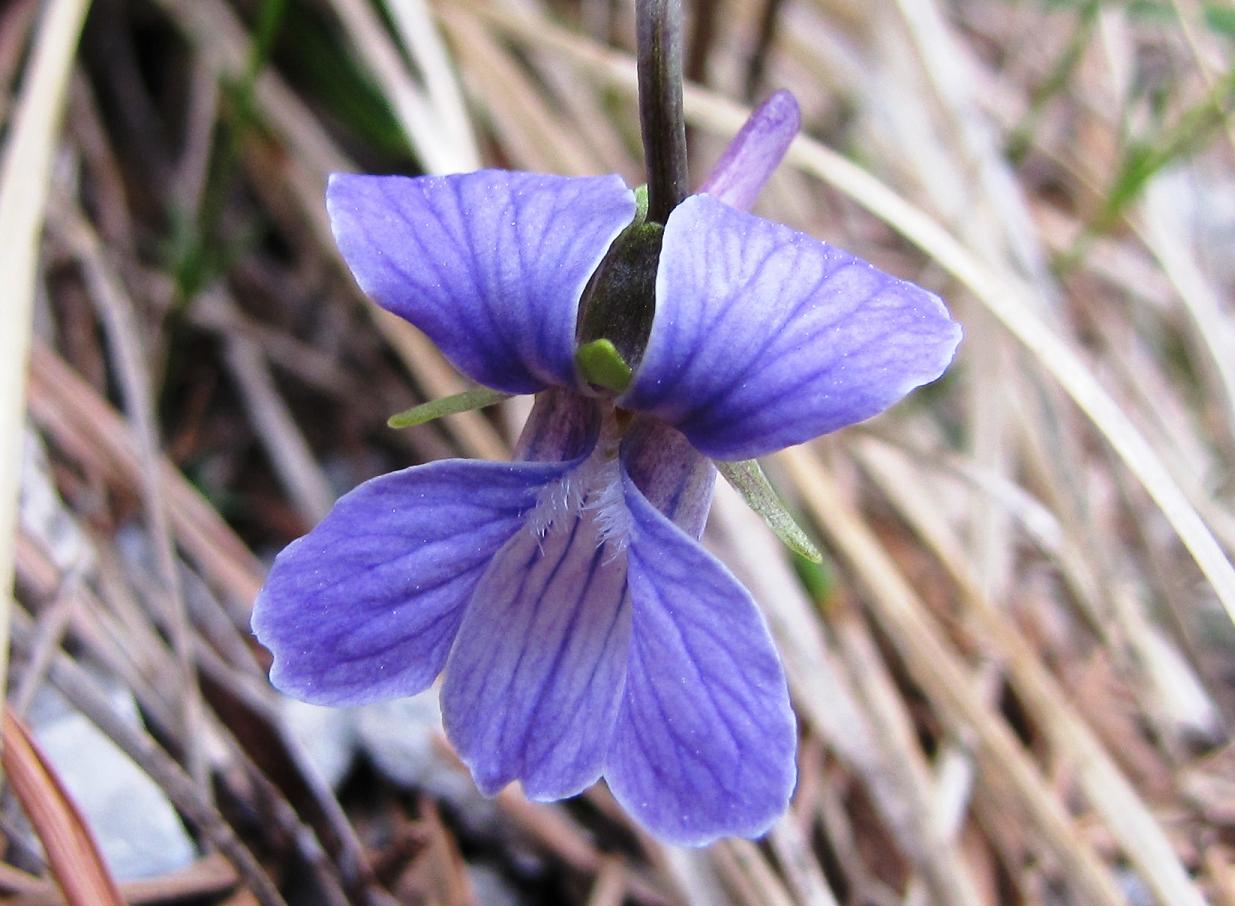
[1,706,124,906]
[443,10,607,174]
[329,0,470,173]
[713,839,796,906]
[384,0,480,168]
[8,854,238,906]
[52,202,211,792]
[0,0,91,725]
[217,317,337,524]
[767,816,840,906]
[856,437,1209,906]
[781,447,1128,906]
[1138,185,1235,454]
[490,788,677,905]
[26,343,265,604]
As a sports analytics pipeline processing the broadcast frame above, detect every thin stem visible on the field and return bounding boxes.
[636,0,688,223]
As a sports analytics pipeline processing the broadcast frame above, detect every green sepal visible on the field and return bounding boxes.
[575,338,634,393]
[715,459,823,562]
[574,219,663,369]
[633,184,649,223]
[387,387,511,429]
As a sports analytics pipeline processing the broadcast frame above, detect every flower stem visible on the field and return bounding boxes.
[636,0,688,224]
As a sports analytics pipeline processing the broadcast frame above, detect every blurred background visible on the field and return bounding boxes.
[3,0,1235,903]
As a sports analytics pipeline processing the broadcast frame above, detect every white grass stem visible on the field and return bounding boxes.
[0,0,91,734]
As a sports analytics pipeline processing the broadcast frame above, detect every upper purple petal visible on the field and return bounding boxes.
[620,195,962,459]
[603,466,797,846]
[251,458,578,706]
[697,90,800,213]
[328,170,636,393]
[441,499,631,800]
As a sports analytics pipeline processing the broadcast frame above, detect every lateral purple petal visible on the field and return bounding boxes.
[328,170,636,393]
[604,468,797,846]
[621,195,962,459]
[698,90,801,212]
[252,458,578,706]
[514,387,602,464]
[620,417,715,539]
[441,505,631,800]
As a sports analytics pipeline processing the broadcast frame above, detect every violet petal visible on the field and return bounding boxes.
[604,467,797,846]
[620,417,715,539]
[328,171,636,393]
[252,458,579,706]
[621,194,962,459]
[441,504,631,800]
[698,90,801,213]
[514,387,602,464]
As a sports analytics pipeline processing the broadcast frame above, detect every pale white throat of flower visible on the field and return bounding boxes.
[524,405,632,551]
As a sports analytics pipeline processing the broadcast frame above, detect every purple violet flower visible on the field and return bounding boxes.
[251,91,961,846]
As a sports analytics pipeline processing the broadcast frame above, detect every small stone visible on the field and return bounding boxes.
[356,689,500,834]
[280,699,358,789]
[466,863,522,906]
[29,688,196,879]
[1114,868,1154,906]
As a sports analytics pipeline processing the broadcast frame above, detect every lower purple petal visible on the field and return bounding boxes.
[252,458,576,706]
[442,503,631,800]
[604,469,797,846]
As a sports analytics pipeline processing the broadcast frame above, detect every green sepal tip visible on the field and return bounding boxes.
[575,338,634,393]
[633,184,649,223]
[387,387,511,429]
[715,459,823,562]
